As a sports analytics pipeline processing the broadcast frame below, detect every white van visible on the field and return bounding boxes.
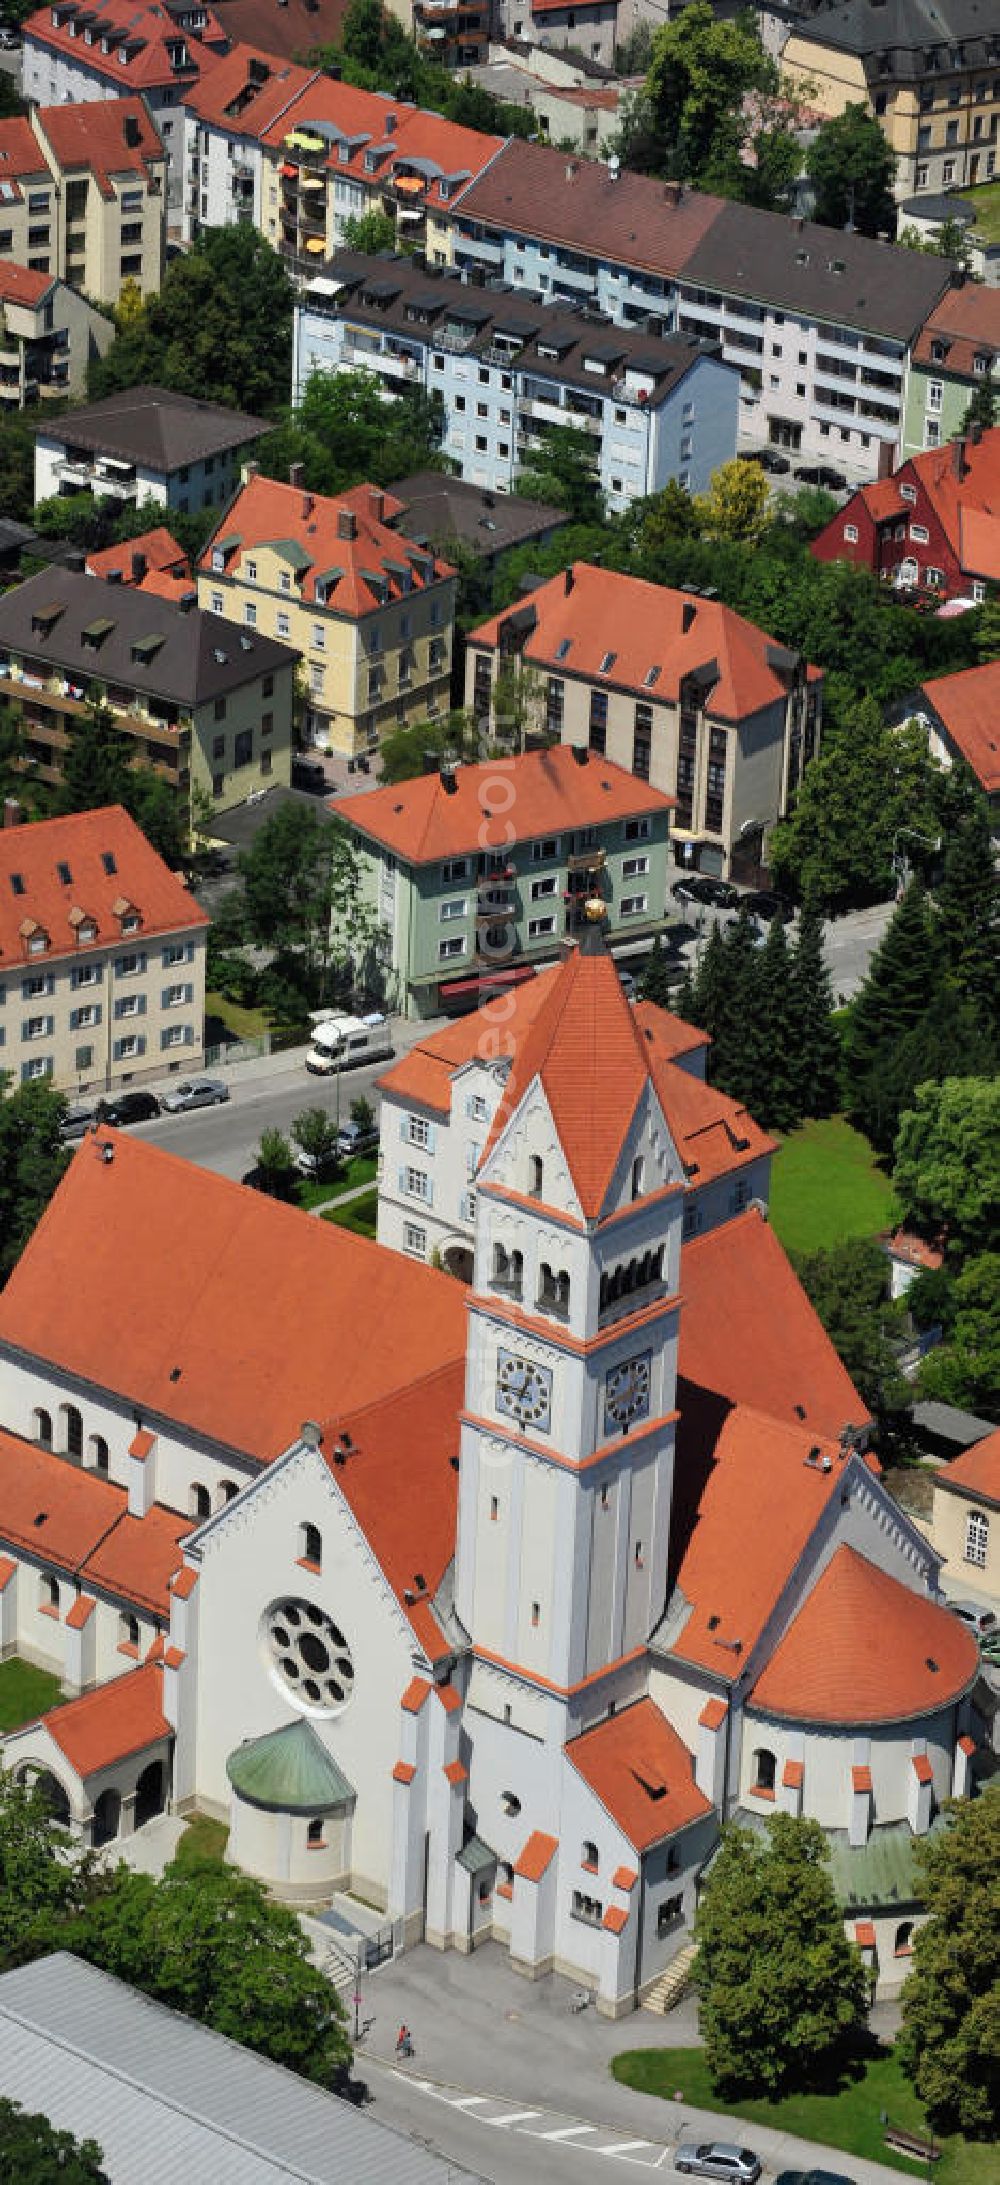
[305,1013,392,1075]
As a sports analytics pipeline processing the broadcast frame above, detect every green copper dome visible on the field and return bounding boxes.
[226,1720,354,1815]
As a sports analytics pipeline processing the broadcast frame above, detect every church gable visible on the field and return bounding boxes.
[476,1080,585,1224]
[599,1080,684,1226]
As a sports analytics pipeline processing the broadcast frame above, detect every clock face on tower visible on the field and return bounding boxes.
[496,1348,553,1434]
[604,1351,652,1434]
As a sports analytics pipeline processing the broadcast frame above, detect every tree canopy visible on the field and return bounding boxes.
[793,1236,910,1438]
[516,422,604,523]
[893,1076,1000,1260]
[260,367,444,499]
[695,1811,868,2096]
[898,1788,1000,2136]
[56,700,187,870]
[616,2,800,209]
[88,227,295,417]
[693,458,772,547]
[0,1080,70,1288]
[916,1251,1000,1420]
[806,103,897,236]
[239,799,378,997]
[306,0,533,139]
[0,2100,108,2184]
[677,904,838,1133]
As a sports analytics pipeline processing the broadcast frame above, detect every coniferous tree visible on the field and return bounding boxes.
[715,906,766,1112]
[790,901,841,1119]
[843,881,942,1101]
[755,915,798,1132]
[639,934,674,1008]
[932,768,1000,1022]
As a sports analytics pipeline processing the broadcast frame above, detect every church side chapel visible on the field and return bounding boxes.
[0,926,987,2014]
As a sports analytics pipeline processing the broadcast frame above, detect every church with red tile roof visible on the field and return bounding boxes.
[0,929,985,2010]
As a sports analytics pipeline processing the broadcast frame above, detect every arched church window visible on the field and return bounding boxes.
[61,1404,83,1460]
[752,1748,777,1795]
[299,1522,322,1570]
[118,1612,140,1654]
[581,1840,598,1871]
[264,1598,354,1711]
[33,1408,52,1450]
[189,1483,211,1520]
[631,1155,644,1200]
[529,1155,543,1199]
[38,1572,59,1615]
[307,1817,326,1850]
[89,1434,109,1473]
[218,1480,238,1507]
[501,1791,521,1817]
[894,1921,914,1956]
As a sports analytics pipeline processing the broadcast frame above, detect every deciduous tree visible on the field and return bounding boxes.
[617,2,790,202]
[0,2100,108,2184]
[253,1128,297,1200]
[893,1076,1000,1259]
[793,1237,909,1433]
[916,1251,1000,1419]
[806,103,896,236]
[898,1787,1000,2136]
[693,459,771,548]
[0,1081,70,1288]
[239,800,371,994]
[88,227,295,417]
[291,1106,340,1178]
[262,368,445,499]
[0,1769,95,1966]
[342,207,398,254]
[516,422,603,523]
[695,1812,867,2097]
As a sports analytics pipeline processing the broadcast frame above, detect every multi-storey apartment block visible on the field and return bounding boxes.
[179,43,316,246]
[0,101,165,303]
[902,284,1000,455]
[339,744,674,1016]
[22,0,228,218]
[0,803,208,1094]
[293,252,738,512]
[467,563,822,880]
[811,425,1000,601]
[34,386,273,515]
[198,473,456,759]
[0,263,113,407]
[0,566,297,819]
[782,0,1000,202]
[445,139,955,483]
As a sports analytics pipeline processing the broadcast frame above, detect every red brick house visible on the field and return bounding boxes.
[810,428,1000,605]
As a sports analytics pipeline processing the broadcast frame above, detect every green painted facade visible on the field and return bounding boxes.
[350,808,672,1019]
[902,360,971,458]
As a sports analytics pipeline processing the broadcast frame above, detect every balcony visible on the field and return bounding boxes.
[567,846,605,874]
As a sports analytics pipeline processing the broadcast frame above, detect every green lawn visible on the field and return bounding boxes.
[768,1115,899,1257]
[958,183,1000,244]
[0,1658,62,1733]
[611,2046,990,2185]
[205,991,272,1044]
[172,1814,229,1869]
[321,1188,378,1240]
[296,1156,379,1210]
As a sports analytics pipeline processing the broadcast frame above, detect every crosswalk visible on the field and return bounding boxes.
[402,2076,675,2168]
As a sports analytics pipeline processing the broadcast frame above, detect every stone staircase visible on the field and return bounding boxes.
[322,1936,359,2005]
[641,1941,698,2015]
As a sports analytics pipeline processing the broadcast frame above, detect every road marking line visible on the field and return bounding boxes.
[537,2123,598,2140]
[450,2095,490,2109]
[602,2142,655,2155]
[487,2110,543,2129]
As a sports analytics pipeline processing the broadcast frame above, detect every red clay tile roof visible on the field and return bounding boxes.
[435,1681,461,1713]
[0,1556,15,1591]
[918,660,1000,795]
[170,1566,198,1600]
[0,804,207,967]
[83,1504,192,1618]
[514,1829,558,1881]
[35,97,165,197]
[480,935,664,1220]
[321,1362,465,1664]
[471,564,820,724]
[208,0,350,55]
[852,1764,872,1793]
[750,1546,979,1726]
[650,1060,774,1187]
[86,528,189,586]
[670,1406,850,1677]
[679,1209,869,1441]
[0,263,54,307]
[129,1429,156,1461]
[0,1131,467,1468]
[443,1759,467,1787]
[65,1594,96,1629]
[42,1662,170,1777]
[401,1677,432,1714]
[347,746,670,870]
[959,1732,977,1756]
[200,472,453,620]
[183,41,316,135]
[22,0,227,89]
[456,138,725,279]
[824,429,1000,586]
[0,1426,191,1613]
[261,78,503,215]
[886,1227,946,1273]
[913,286,1000,382]
[939,1426,1000,1509]
[567,1698,711,1851]
[0,116,49,186]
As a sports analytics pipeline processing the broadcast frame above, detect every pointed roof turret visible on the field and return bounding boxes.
[480,933,658,1218]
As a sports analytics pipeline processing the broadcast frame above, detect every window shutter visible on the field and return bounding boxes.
[70,1009,78,1032]
[186,941,194,963]
[137,1034,146,1056]
[426,1121,437,1153]
[185,982,194,1005]
[137,994,147,1017]
[161,988,169,1009]
[184,1025,194,1045]
[398,1166,407,1191]
[400,1115,408,1142]
[160,1028,170,1051]
[45,1014,54,1037]
[425,1176,434,1208]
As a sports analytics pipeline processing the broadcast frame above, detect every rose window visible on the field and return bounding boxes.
[264,1599,354,1710]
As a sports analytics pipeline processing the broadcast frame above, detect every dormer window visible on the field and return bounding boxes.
[212,549,225,572]
[973,352,990,376]
[56,861,72,886]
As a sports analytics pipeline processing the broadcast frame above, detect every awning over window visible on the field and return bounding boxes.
[440,964,536,1005]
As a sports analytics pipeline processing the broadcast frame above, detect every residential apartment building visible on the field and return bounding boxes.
[339,744,674,1016]
[21,0,229,218]
[0,263,113,407]
[0,101,165,304]
[34,386,273,515]
[375,963,774,1274]
[444,139,954,483]
[929,1429,1000,1609]
[293,253,738,512]
[0,566,297,820]
[811,426,1000,601]
[197,473,456,759]
[902,284,1000,455]
[0,803,208,1094]
[178,44,317,246]
[781,0,1000,201]
[467,564,822,879]
[895,659,1000,820]
[85,525,192,600]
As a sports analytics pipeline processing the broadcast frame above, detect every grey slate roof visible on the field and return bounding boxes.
[0,567,298,708]
[37,385,274,472]
[388,469,569,558]
[0,1953,485,2185]
[682,200,953,342]
[798,0,998,65]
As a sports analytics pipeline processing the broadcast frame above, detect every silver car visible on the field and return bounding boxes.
[161,1077,230,1113]
[675,2146,761,2184]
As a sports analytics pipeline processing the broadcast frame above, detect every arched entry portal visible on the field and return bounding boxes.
[135,1759,167,1830]
[92,1788,121,1847]
[441,1242,474,1285]
[24,1769,71,1828]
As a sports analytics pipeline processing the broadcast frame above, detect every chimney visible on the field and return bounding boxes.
[952,435,967,480]
[564,565,574,595]
[337,508,358,541]
[4,797,22,829]
[302,493,314,520]
[682,600,697,633]
[106,568,123,585]
[663,180,681,208]
[571,744,588,766]
[66,548,86,573]
[440,766,458,794]
[970,421,982,445]
[369,488,385,523]
[289,461,305,489]
[242,458,259,483]
[124,112,141,149]
[131,551,147,584]
[385,112,396,134]
[178,589,197,612]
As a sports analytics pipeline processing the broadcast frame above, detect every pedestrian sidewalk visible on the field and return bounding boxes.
[136,1007,432,1107]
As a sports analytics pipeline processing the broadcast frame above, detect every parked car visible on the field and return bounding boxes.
[335,1118,380,1161]
[671,875,739,910]
[948,1599,997,1641]
[795,464,848,491]
[671,877,701,906]
[96,1090,161,1127]
[674,2145,762,2183]
[750,448,791,475]
[775,2172,855,2185]
[161,1077,230,1113]
[292,755,328,794]
[60,1103,97,1141]
[741,889,793,924]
